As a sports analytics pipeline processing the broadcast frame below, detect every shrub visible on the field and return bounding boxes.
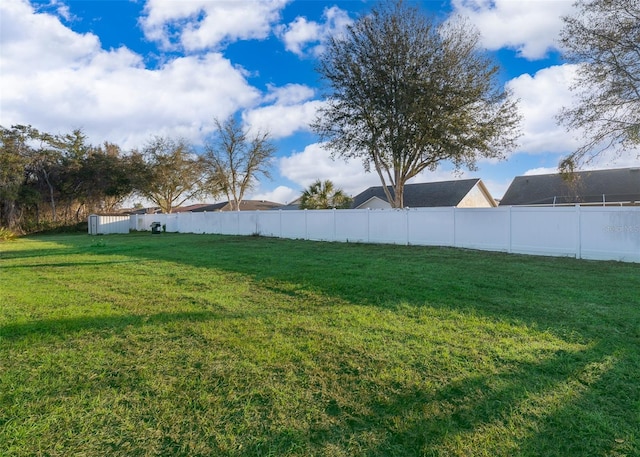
[0,227,17,241]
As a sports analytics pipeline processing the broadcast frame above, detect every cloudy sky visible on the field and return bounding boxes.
[1,0,638,204]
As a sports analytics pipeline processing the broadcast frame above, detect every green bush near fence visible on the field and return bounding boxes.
[1,233,638,456]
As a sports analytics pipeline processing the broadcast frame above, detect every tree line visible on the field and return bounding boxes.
[0,118,275,232]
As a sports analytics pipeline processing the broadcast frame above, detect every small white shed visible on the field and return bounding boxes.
[88,214,130,235]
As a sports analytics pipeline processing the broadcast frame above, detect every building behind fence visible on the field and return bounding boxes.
[90,206,640,263]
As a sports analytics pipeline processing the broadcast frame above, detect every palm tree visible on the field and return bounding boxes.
[299,179,352,209]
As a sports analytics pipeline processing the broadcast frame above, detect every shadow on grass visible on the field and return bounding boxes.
[0,310,228,341]
[238,340,634,457]
[0,259,139,270]
[515,347,639,457]
[358,342,635,457]
[48,233,637,341]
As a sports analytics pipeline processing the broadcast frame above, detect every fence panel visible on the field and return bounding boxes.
[454,208,510,252]
[255,211,281,237]
[305,210,336,241]
[579,207,640,262]
[407,208,455,246]
[335,210,369,242]
[510,207,577,257]
[280,211,307,239]
[216,212,238,235]
[369,209,408,244]
[238,212,260,236]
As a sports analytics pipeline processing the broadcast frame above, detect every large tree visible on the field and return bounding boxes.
[204,117,275,211]
[558,0,640,172]
[299,179,352,209]
[312,0,520,208]
[76,143,147,214]
[138,136,206,214]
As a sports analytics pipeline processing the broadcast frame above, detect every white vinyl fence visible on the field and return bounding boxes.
[118,206,640,263]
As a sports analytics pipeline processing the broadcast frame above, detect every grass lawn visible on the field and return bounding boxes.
[0,232,638,456]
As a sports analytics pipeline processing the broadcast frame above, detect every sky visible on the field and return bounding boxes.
[1,0,639,205]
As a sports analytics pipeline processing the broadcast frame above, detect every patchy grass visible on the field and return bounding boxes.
[1,233,638,457]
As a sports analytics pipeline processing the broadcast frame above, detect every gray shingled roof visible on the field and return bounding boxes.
[499,167,640,206]
[175,200,282,212]
[352,179,482,208]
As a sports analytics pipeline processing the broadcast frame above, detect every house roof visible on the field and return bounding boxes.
[173,203,222,212]
[182,200,283,212]
[352,179,486,208]
[275,197,302,211]
[499,167,640,206]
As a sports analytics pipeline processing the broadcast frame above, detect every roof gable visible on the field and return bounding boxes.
[500,168,640,206]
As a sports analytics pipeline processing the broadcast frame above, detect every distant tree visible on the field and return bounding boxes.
[312,0,520,208]
[138,136,205,213]
[0,125,34,228]
[558,0,640,172]
[78,143,147,214]
[204,117,275,211]
[299,179,352,209]
[53,129,92,221]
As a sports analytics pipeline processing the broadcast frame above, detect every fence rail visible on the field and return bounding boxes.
[106,206,640,263]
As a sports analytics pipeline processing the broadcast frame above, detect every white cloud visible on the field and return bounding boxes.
[0,0,260,150]
[249,185,299,205]
[523,167,560,176]
[505,64,640,168]
[243,101,323,139]
[279,143,378,196]
[243,84,322,139]
[263,83,314,105]
[506,64,581,155]
[278,5,352,57]
[451,0,574,59]
[140,0,290,52]
[280,16,321,56]
[1,0,101,73]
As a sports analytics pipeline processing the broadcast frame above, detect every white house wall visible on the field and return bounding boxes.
[356,196,392,210]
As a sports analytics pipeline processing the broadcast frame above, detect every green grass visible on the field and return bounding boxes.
[1,233,638,457]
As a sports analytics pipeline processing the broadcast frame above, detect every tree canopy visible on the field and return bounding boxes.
[312,0,521,208]
[1,125,144,230]
[558,0,640,172]
[138,136,206,214]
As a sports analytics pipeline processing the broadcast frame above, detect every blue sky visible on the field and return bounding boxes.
[1,0,638,204]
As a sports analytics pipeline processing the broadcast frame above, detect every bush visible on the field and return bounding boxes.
[0,227,18,241]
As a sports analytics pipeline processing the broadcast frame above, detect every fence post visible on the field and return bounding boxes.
[508,206,512,254]
[576,204,582,259]
[452,207,457,248]
[333,208,337,242]
[405,209,410,246]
